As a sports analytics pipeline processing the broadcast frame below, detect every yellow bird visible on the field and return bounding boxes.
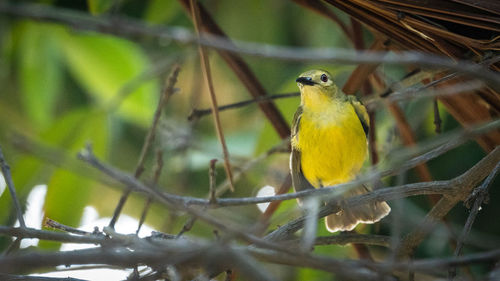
[291,69,390,232]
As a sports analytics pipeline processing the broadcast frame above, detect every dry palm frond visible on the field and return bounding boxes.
[321,0,500,151]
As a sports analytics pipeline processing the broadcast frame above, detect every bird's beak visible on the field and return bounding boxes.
[296,76,315,86]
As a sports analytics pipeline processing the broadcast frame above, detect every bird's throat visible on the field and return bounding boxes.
[301,87,334,112]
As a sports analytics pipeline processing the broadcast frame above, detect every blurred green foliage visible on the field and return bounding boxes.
[0,0,497,279]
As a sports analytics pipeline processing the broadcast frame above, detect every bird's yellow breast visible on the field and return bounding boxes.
[293,101,368,187]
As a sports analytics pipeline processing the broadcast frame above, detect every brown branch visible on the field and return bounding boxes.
[108,65,180,229]
[178,0,291,140]
[189,0,234,191]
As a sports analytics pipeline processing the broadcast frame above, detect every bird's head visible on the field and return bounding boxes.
[296,69,342,107]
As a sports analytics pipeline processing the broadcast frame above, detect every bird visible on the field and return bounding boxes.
[290,69,391,232]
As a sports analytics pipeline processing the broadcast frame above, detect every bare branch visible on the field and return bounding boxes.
[77,120,500,211]
[44,218,90,236]
[0,226,105,245]
[188,92,299,121]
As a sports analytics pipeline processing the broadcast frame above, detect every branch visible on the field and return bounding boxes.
[187,92,299,121]
[0,226,106,245]
[397,147,500,258]
[264,146,500,242]
[1,3,499,90]
[79,120,500,209]
[310,234,390,248]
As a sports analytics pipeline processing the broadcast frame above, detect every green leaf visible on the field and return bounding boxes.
[59,32,158,127]
[87,0,113,15]
[17,22,64,129]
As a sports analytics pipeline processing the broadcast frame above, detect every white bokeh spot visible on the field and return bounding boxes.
[256,185,276,213]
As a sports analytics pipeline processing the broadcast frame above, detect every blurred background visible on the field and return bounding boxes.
[0,0,499,280]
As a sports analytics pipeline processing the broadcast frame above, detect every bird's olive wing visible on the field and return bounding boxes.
[291,106,316,193]
[348,95,370,137]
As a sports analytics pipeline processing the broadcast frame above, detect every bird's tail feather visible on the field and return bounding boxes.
[325,185,390,233]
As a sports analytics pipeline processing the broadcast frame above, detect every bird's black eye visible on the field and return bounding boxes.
[320,74,328,82]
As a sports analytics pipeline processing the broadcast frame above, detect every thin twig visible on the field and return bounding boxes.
[448,161,500,280]
[136,150,164,234]
[190,0,234,192]
[0,145,26,228]
[44,218,91,236]
[0,226,106,244]
[433,98,442,134]
[109,65,180,229]
[176,217,197,238]
[209,159,217,203]
[292,234,391,247]
[188,92,299,121]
